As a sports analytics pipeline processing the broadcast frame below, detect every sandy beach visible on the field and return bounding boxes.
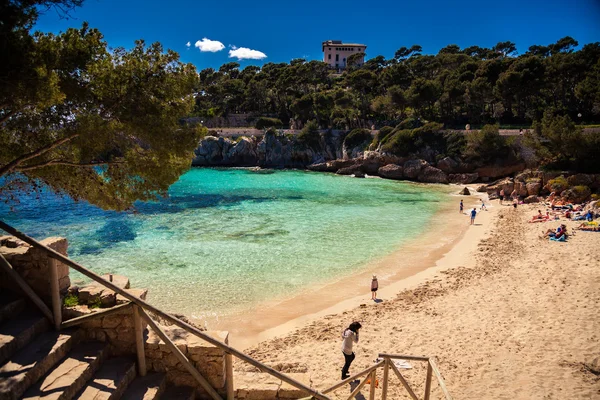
[239,200,600,399]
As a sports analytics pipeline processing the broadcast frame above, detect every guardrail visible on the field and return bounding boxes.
[0,220,452,400]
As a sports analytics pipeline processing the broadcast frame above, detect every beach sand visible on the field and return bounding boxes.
[239,202,600,399]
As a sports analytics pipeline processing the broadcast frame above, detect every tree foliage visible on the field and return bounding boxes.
[1,2,202,210]
[193,38,600,129]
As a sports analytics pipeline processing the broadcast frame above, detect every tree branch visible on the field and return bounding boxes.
[0,133,80,177]
[16,159,124,172]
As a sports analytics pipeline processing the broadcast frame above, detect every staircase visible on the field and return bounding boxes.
[0,291,196,400]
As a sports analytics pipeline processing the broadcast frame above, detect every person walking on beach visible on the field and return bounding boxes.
[499,189,505,205]
[341,322,361,380]
[470,207,477,225]
[460,200,464,214]
[480,199,487,211]
[371,275,378,300]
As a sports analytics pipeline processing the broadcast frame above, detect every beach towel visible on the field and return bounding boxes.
[550,235,566,242]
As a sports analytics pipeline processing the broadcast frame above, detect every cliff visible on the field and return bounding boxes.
[192,130,525,184]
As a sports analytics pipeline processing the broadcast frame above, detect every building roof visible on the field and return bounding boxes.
[322,40,366,48]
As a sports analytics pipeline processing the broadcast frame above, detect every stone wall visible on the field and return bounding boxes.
[0,236,70,300]
[145,326,229,399]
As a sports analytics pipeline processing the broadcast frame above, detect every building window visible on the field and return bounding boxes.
[328,54,331,60]
[336,54,339,61]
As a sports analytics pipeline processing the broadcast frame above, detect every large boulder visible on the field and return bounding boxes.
[514,181,528,197]
[227,137,259,165]
[336,164,364,176]
[486,178,514,195]
[567,174,594,187]
[460,187,471,195]
[476,185,488,193]
[561,186,592,204]
[524,195,540,204]
[526,181,542,196]
[436,157,458,173]
[448,173,479,184]
[515,170,541,183]
[403,159,429,179]
[378,164,404,180]
[307,159,355,173]
[418,166,449,183]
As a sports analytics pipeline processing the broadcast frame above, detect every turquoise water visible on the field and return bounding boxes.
[1,169,447,319]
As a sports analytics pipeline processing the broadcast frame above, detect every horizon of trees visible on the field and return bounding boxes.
[194,37,600,129]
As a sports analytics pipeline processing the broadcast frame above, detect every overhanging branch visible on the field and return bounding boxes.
[0,133,80,177]
[16,159,124,172]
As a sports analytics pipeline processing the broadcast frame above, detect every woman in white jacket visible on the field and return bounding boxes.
[341,321,362,380]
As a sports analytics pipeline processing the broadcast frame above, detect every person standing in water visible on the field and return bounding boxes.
[371,275,378,300]
[470,207,477,225]
[341,322,361,380]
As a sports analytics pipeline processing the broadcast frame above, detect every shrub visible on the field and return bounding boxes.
[573,185,591,197]
[296,120,321,150]
[463,124,516,164]
[343,128,372,151]
[548,176,568,192]
[372,126,394,148]
[380,129,415,156]
[63,293,79,307]
[255,117,283,130]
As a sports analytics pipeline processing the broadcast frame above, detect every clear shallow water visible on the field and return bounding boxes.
[1,169,447,319]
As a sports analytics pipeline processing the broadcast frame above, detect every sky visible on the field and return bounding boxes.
[35,0,600,71]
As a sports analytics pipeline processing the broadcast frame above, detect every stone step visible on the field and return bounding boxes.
[0,329,81,400]
[234,372,312,400]
[22,341,110,400]
[0,296,25,325]
[160,385,195,400]
[74,357,136,400]
[121,372,167,400]
[0,310,49,367]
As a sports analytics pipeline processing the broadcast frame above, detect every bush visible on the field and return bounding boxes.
[372,126,394,148]
[380,129,415,156]
[343,128,372,151]
[63,293,79,307]
[296,120,321,150]
[255,117,283,130]
[463,124,516,164]
[548,176,568,192]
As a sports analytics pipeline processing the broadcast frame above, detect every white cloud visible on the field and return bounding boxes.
[186,41,191,47]
[194,38,225,52]
[228,47,267,60]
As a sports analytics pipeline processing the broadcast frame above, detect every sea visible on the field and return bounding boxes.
[1,168,448,321]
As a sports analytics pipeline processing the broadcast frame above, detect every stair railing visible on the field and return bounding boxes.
[0,220,453,400]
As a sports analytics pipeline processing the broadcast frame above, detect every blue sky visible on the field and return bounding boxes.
[35,0,600,71]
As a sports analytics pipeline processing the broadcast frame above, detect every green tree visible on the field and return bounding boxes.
[1,7,201,210]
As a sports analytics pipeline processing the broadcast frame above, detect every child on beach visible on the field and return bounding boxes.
[371,275,378,300]
[480,199,487,210]
[460,200,464,213]
[470,207,477,225]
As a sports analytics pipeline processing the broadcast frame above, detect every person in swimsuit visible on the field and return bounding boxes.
[460,200,464,214]
[470,207,477,225]
[371,275,378,300]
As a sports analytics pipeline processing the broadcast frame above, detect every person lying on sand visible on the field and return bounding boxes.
[577,225,600,232]
[529,210,547,222]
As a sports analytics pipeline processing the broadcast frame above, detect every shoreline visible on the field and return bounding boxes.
[209,185,489,349]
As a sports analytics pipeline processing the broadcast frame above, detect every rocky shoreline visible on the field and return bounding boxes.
[192,131,599,204]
